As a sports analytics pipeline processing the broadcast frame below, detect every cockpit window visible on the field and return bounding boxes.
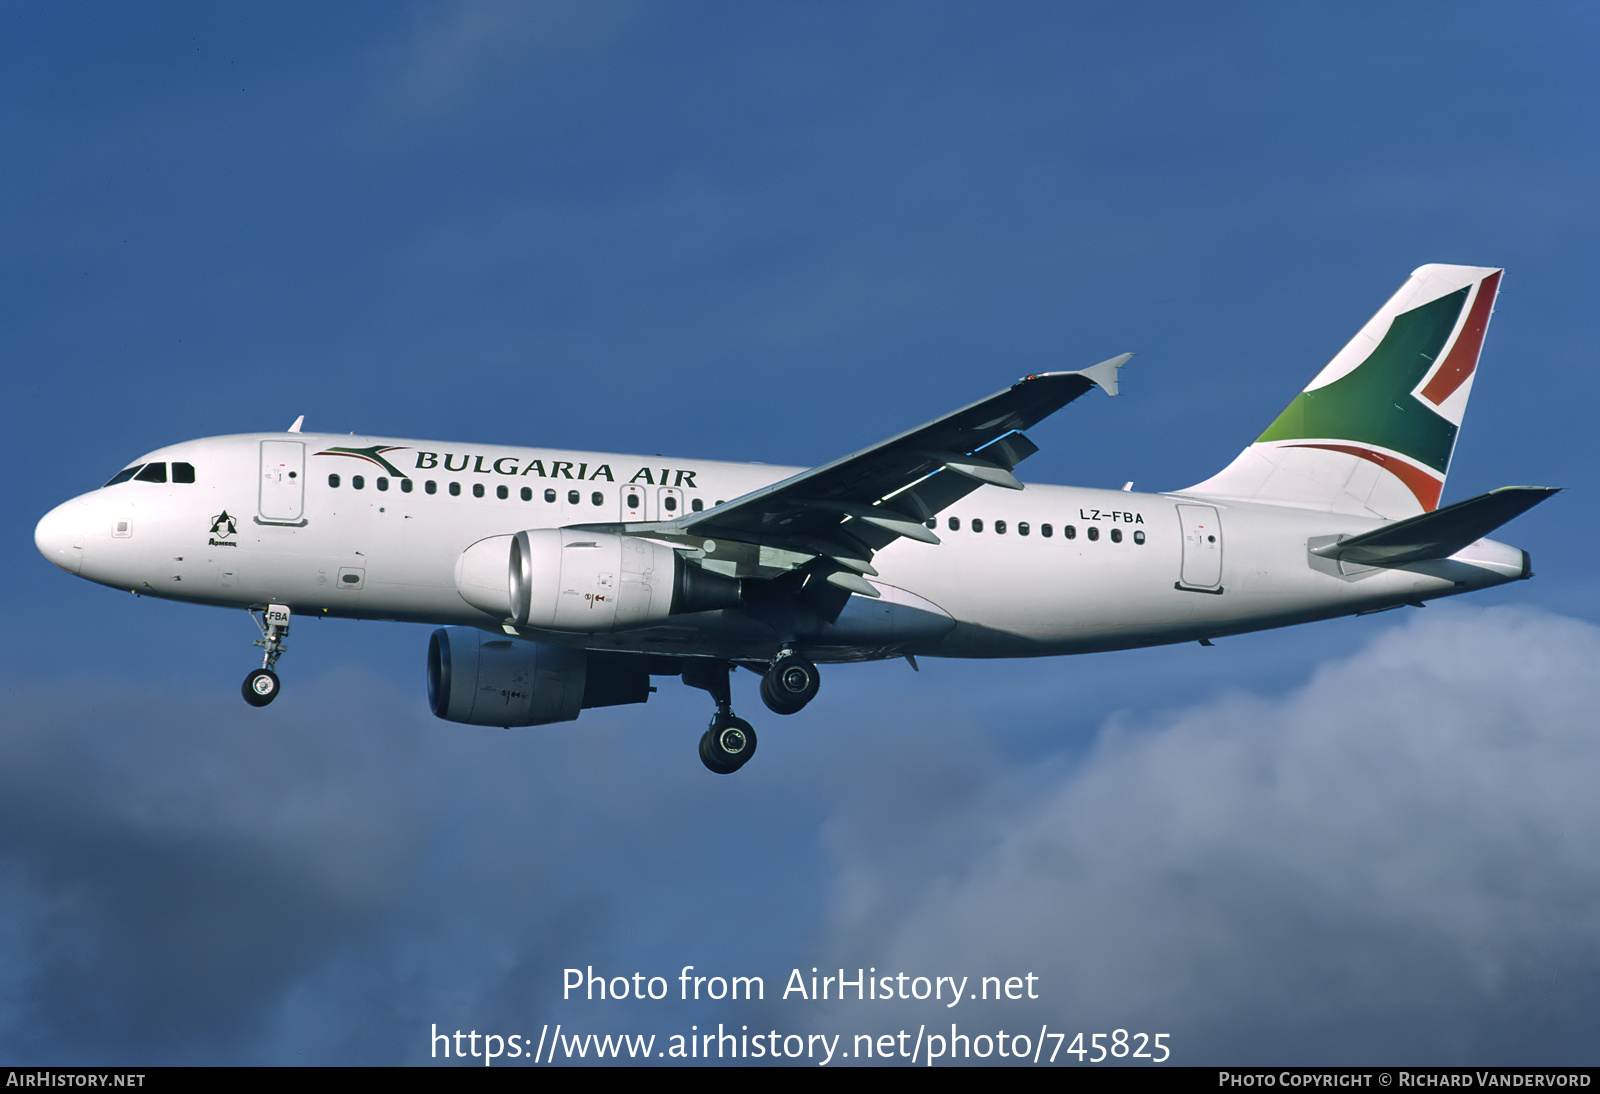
[134,463,168,483]
[104,465,143,487]
[172,462,195,483]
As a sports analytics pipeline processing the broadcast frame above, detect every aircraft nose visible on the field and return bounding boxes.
[35,499,88,575]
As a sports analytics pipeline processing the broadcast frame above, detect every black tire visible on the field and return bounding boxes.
[699,715,757,774]
[760,654,819,715]
[242,668,280,707]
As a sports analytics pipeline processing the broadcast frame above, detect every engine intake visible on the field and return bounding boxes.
[427,626,657,727]
[454,529,740,631]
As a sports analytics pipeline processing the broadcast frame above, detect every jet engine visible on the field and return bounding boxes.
[427,626,657,727]
[454,529,740,632]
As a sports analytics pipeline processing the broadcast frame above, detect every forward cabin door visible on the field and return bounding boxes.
[1176,503,1224,591]
[259,440,306,523]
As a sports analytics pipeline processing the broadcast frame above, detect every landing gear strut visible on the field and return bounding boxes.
[683,659,757,774]
[759,651,820,715]
[242,604,291,707]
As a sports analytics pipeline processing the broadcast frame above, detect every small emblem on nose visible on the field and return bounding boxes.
[209,511,237,537]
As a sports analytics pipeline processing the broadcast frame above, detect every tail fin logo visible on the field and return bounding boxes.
[1251,269,1500,512]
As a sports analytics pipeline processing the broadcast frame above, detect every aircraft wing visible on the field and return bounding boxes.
[635,356,1129,598]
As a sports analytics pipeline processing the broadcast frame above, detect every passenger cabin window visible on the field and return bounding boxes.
[691,498,704,512]
[1133,530,1146,545]
[567,490,579,505]
[664,496,677,513]
[425,480,437,494]
[1064,525,1077,539]
[545,489,557,503]
[1087,526,1099,541]
[473,484,484,498]
[497,485,508,500]
[377,477,389,491]
[105,465,142,487]
[1018,522,1030,536]
[134,463,167,483]
[948,517,960,531]
[520,487,532,501]
[328,473,341,488]
[591,491,603,506]
[1110,528,1122,543]
[449,482,460,496]
[995,520,1007,534]
[172,462,196,483]
[972,518,984,532]
[627,492,641,508]
[400,478,413,493]
[352,475,365,490]
[1042,523,1053,537]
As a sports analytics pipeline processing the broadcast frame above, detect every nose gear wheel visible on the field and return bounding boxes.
[242,668,280,707]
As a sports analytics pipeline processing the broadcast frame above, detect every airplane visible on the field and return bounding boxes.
[34,264,1556,774]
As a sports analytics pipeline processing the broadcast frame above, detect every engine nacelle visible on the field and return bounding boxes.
[454,529,740,632]
[427,626,654,727]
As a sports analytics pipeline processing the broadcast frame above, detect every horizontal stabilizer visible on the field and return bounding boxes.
[1310,486,1558,566]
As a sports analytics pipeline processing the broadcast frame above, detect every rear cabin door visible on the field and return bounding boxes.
[259,440,306,523]
[1176,503,1224,590]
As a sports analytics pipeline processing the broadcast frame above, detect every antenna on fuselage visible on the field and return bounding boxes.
[287,415,304,433]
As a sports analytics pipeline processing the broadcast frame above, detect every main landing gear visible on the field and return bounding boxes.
[684,652,822,774]
[242,604,292,707]
[759,651,820,716]
[683,659,756,775]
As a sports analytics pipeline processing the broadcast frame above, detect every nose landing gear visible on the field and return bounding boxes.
[242,604,292,707]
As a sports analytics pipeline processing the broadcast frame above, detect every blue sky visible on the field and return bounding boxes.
[4,1,1598,1065]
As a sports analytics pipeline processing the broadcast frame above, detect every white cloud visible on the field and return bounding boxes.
[808,607,1600,1063]
[382,0,635,118]
[5,608,1595,1063]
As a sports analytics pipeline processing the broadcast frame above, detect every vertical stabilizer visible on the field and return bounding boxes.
[1186,264,1501,519]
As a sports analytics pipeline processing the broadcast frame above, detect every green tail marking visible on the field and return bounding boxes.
[1257,287,1467,473]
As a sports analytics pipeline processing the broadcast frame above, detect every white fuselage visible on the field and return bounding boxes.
[35,432,1530,663]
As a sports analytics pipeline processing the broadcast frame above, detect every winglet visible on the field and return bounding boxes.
[1076,353,1132,397]
[287,415,304,433]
